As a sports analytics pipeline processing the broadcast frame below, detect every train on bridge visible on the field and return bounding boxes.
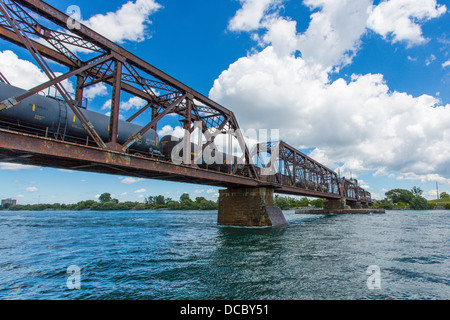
[0,82,372,204]
[0,82,243,171]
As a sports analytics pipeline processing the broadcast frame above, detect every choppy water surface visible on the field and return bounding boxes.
[0,210,448,300]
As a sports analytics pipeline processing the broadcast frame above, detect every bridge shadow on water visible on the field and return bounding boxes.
[203,211,348,300]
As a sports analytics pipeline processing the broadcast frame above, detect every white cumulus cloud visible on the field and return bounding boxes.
[84,83,109,100]
[211,0,450,184]
[228,0,279,32]
[120,177,144,184]
[25,187,38,193]
[102,96,148,112]
[83,0,162,44]
[299,0,372,70]
[0,163,39,171]
[367,0,447,47]
[0,50,74,94]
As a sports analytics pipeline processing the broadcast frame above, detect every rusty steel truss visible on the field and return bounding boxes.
[0,0,371,204]
[249,141,371,203]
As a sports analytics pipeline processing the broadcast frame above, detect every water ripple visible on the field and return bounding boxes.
[0,210,448,300]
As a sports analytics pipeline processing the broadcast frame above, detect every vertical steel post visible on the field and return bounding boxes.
[109,60,122,147]
[183,96,192,165]
[293,152,297,186]
[75,74,85,107]
[151,107,158,131]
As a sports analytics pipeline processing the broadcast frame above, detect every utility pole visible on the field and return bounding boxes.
[436,182,439,199]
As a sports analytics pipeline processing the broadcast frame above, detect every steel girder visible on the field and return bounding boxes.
[0,0,258,179]
[249,141,372,203]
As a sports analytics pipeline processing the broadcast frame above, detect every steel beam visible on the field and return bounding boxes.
[121,94,187,152]
[0,2,106,148]
[0,128,261,188]
[108,60,122,147]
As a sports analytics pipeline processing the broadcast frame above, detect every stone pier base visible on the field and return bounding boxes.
[296,198,385,214]
[324,198,347,210]
[218,187,287,227]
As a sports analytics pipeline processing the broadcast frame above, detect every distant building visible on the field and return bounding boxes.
[2,198,17,208]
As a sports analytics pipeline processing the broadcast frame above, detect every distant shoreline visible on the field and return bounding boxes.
[0,193,218,212]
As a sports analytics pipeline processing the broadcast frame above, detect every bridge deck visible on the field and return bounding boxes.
[0,128,342,199]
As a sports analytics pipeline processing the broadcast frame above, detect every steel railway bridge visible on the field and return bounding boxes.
[0,0,373,226]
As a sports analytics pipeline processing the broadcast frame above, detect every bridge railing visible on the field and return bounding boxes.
[249,141,341,197]
[340,178,372,203]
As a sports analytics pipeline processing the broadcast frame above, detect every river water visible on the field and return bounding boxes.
[0,209,448,300]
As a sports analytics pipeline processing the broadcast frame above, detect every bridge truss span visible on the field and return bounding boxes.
[250,141,341,198]
[0,0,372,206]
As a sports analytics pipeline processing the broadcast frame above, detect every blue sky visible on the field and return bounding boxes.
[0,0,449,204]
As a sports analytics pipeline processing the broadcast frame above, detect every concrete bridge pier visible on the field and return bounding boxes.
[324,198,369,210]
[218,187,287,227]
[324,198,347,210]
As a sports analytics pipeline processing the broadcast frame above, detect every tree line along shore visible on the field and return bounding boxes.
[372,188,450,210]
[1,188,449,212]
[1,192,324,212]
[1,193,218,211]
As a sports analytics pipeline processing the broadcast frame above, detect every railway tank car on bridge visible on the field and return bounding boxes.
[159,134,243,172]
[0,83,161,155]
[0,83,243,171]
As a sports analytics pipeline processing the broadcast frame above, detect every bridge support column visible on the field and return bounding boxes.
[218,187,287,227]
[349,202,362,209]
[324,198,347,210]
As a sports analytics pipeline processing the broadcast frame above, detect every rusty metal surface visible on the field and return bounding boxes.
[250,141,341,195]
[0,128,351,200]
[0,128,261,189]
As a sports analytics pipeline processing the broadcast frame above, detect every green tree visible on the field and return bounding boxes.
[274,195,291,210]
[134,202,148,210]
[440,192,450,199]
[179,193,194,210]
[195,197,218,210]
[410,195,428,210]
[2,202,11,210]
[98,193,112,203]
[145,195,167,209]
[373,199,394,209]
[310,198,324,208]
[154,195,166,206]
[75,200,96,210]
[385,189,414,205]
[394,201,408,208]
[9,204,25,211]
[166,200,181,210]
[50,203,62,210]
[297,197,310,207]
